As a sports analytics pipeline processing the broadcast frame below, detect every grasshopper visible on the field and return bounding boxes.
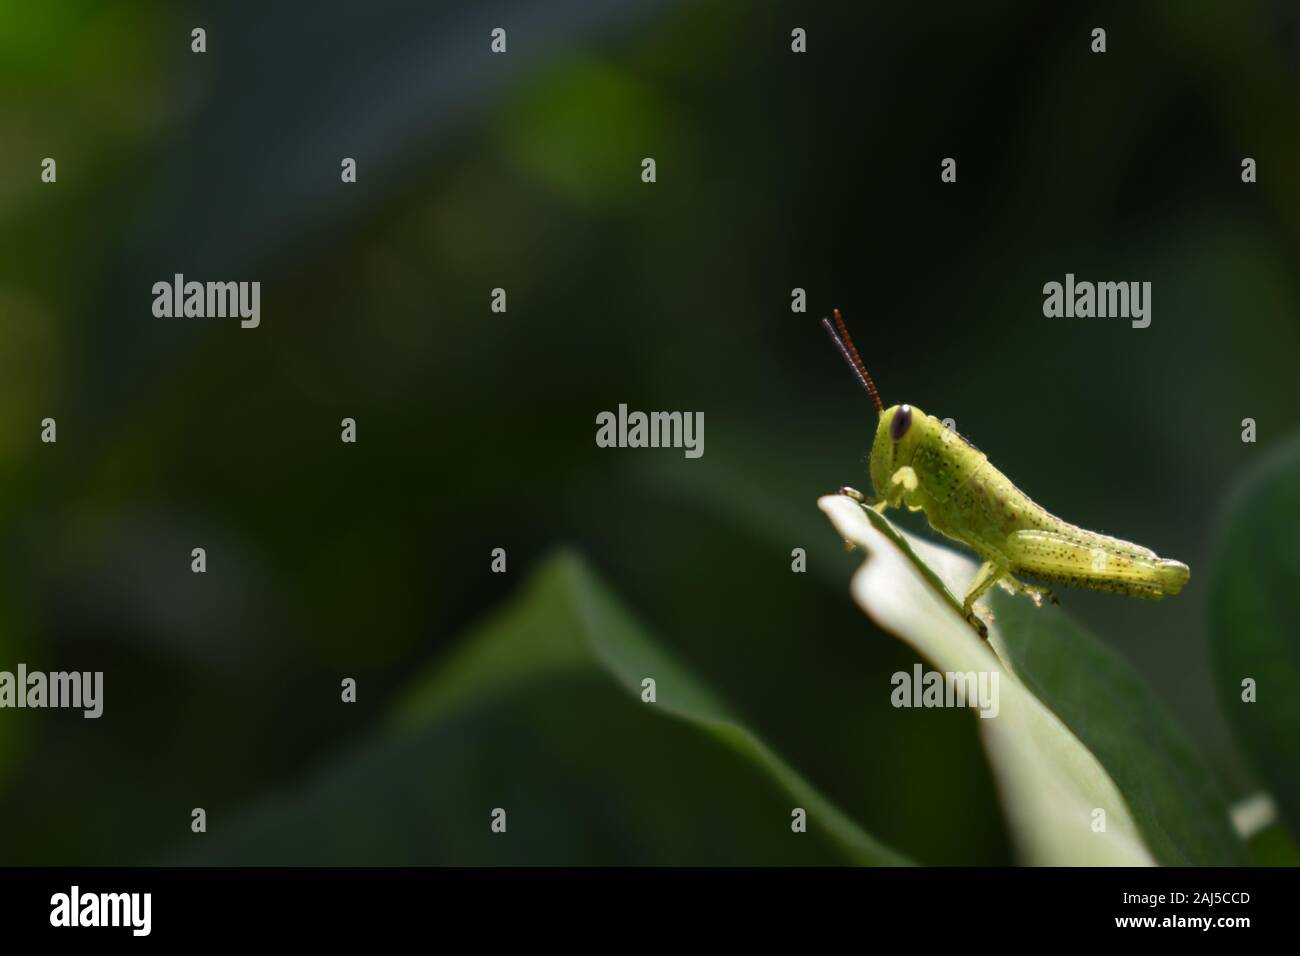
[822,309,1189,638]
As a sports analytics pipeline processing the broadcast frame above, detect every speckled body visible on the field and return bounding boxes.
[868,404,1190,599]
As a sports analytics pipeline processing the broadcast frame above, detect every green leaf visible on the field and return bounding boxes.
[820,494,1245,865]
[992,572,1248,866]
[1210,430,1300,842]
[181,549,908,865]
[619,448,1016,864]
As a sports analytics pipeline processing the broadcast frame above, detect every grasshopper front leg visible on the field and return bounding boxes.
[838,485,888,513]
[840,466,919,513]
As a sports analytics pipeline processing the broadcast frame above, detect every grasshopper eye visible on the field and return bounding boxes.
[890,405,913,441]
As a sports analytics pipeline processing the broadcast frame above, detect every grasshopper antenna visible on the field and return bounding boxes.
[822,308,884,414]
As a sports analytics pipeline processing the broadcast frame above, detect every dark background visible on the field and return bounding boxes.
[1,0,1297,864]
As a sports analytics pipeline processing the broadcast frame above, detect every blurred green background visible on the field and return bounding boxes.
[1,0,1298,864]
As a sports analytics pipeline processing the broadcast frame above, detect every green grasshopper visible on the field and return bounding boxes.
[823,309,1189,638]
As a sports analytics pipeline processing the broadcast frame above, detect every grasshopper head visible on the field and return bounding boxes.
[869,404,927,500]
